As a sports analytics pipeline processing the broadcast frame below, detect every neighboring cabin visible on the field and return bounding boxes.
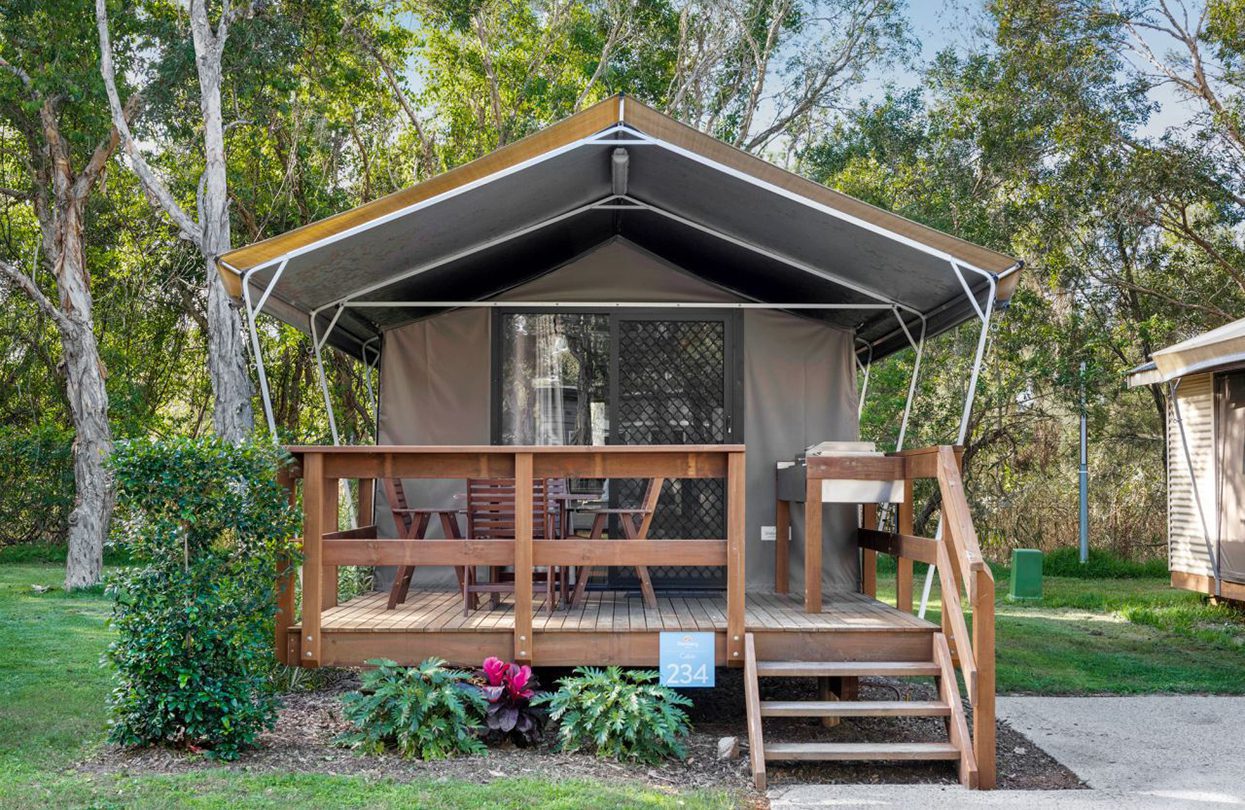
[1130,319,1245,601]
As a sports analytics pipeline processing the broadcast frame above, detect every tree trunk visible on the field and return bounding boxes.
[204,262,253,442]
[57,202,113,590]
[193,2,254,443]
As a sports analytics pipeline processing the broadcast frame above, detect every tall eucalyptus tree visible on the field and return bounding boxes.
[0,0,141,587]
[96,0,254,443]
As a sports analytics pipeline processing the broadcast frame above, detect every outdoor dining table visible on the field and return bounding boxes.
[567,477,664,609]
[549,489,606,538]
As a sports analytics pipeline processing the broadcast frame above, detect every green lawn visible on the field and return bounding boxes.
[5,561,1245,808]
[0,563,732,809]
[876,566,1245,694]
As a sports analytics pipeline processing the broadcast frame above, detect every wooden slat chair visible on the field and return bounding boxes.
[463,477,566,615]
[383,478,467,610]
[571,477,664,609]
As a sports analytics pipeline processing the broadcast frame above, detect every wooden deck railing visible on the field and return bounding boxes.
[278,445,748,668]
[843,445,996,789]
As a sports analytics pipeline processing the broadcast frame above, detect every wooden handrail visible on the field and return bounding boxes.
[849,443,995,789]
[857,528,938,565]
[284,445,747,668]
[936,446,988,575]
[932,445,995,789]
[935,540,978,701]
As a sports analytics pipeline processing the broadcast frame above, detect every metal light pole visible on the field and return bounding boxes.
[1079,360,1089,564]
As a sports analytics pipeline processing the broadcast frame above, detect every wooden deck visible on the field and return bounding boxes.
[287,589,938,669]
[313,589,934,634]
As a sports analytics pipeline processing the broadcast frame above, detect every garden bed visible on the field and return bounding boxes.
[79,667,1082,794]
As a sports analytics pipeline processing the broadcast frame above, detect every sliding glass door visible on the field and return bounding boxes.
[494,309,741,590]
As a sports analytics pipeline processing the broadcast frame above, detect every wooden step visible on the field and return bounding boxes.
[759,699,950,718]
[763,741,961,762]
[755,660,939,678]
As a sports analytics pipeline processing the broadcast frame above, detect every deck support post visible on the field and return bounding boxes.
[972,569,996,788]
[275,463,298,665]
[897,480,914,612]
[301,452,325,666]
[726,450,746,665]
[804,476,822,613]
[817,677,841,728]
[357,478,374,528]
[775,497,789,594]
[514,452,534,663]
[322,476,340,610]
[861,504,878,598]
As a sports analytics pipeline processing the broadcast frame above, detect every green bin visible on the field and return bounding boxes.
[1009,549,1043,601]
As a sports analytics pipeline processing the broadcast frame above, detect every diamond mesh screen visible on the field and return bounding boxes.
[612,319,728,590]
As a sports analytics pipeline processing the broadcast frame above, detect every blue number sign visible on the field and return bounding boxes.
[659,631,715,687]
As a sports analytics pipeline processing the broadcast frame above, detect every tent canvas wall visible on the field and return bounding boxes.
[376,239,860,593]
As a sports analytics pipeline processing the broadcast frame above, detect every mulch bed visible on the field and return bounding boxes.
[79,667,1083,797]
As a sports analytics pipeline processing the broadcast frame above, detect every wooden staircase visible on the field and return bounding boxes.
[744,632,978,790]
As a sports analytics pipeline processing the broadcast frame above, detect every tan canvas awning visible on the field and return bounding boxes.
[1128,318,1245,387]
[219,95,1021,362]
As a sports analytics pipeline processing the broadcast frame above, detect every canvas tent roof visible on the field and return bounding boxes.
[1128,317,1245,387]
[218,95,1021,363]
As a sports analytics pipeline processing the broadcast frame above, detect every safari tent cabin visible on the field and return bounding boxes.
[217,95,1020,789]
[1129,318,1245,602]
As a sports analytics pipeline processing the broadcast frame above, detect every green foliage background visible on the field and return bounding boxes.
[2,0,1243,562]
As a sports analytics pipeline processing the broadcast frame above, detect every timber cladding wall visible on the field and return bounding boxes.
[1168,372,1217,578]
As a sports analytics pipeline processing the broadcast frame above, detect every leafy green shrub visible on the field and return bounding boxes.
[1044,547,1167,579]
[535,667,693,764]
[340,658,487,759]
[105,437,300,760]
[0,423,74,546]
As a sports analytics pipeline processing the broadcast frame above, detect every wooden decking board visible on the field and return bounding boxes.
[308,589,938,635]
[628,592,645,632]
[612,591,628,633]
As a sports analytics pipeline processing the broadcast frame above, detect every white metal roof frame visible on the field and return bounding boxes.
[219,118,1019,360]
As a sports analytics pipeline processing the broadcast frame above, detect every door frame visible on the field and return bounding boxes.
[607,308,745,446]
[488,306,745,445]
[1214,369,1245,586]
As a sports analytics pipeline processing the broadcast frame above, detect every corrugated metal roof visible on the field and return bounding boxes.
[1128,317,1245,387]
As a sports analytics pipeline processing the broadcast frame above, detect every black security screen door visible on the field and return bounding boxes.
[609,312,740,590]
[493,309,741,592]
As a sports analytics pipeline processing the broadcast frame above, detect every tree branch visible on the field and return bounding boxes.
[0,257,73,333]
[348,23,440,175]
[95,0,204,244]
[0,55,32,90]
[72,92,142,201]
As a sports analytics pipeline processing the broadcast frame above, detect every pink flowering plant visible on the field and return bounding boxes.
[478,656,547,746]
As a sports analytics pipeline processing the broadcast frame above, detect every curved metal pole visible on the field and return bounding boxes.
[855,338,873,419]
[233,258,288,443]
[360,335,381,440]
[892,308,928,454]
[874,311,924,535]
[309,311,340,445]
[918,266,997,618]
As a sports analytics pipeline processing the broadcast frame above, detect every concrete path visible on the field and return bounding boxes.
[767,696,1245,809]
